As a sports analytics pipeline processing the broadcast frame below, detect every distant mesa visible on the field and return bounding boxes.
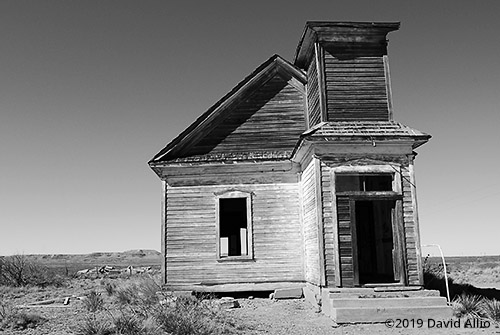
[123,249,161,257]
[1,250,161,259]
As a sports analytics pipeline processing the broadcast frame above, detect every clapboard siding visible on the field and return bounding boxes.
[186,75,305,156]
[324,51,390,121]
[301,159,320,285]
[307,59,321,128]
[320,162,336,286]
[401,167,420,285]
[165,182,304,287]
[336,196,354,287]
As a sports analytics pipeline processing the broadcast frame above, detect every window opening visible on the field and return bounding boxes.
[336,174,392,192]
[219,198,248,257]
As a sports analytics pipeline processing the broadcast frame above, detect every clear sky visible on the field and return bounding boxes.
[1,1,499,256]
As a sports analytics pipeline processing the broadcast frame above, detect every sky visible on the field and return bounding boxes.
[1,1,499,257]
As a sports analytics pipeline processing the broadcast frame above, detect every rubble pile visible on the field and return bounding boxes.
[76,265,154,277]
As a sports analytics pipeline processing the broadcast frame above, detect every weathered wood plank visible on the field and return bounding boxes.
[301,159,321,285]
[183,75,306,157]
[323,52,389,121]
[165,182,305,286]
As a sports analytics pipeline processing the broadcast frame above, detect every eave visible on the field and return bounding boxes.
[291,121,431,164]
[294,21,400,69]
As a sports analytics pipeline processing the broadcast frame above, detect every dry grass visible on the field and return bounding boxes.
[0,301,47,331]
[73,276,238,335]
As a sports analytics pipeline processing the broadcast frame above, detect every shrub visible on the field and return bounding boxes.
[0,255,65,287]
[452,293,485,319]
[83,290,105,313]
[103,281,116,296]
[482,299,500,324]
[113,313,142,335]
[155,295,237,335]
[115,284,139,306]
[0,303,46,331]
[75,315,113,335]
[76,278,237,335]
[113,277,163,319]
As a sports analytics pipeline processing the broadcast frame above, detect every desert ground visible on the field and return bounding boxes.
[1,251,500,334]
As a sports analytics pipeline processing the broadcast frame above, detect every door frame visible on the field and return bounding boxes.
[349,195,406,286]
[330,164,407,287]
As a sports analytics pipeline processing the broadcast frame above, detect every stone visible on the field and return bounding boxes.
[273,288,303,299]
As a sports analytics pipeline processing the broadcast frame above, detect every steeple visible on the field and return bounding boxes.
[294,22,400,126]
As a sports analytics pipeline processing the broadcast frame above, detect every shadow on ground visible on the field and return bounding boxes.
[424,271,500,301]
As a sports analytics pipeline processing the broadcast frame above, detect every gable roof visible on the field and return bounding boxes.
[149,55,306,165]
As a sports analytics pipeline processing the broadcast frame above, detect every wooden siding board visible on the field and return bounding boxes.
[336,195,354,287]
[300,159,321,285]
[307,58,321,127]
[401,165,423,285]
[185,76,305,157]
[323,51,390,121]
[320,163,339,287]
[165,183,304,286]
[314,159,326,286]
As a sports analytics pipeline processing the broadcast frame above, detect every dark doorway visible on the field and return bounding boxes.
[354,200,396,285]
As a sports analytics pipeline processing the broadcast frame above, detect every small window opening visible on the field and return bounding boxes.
[336,174,392,192]
[219,198,248,257]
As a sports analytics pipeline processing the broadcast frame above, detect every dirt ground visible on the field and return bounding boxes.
[2,277,500,335]
[230,298,500,335]
[2,254,500,334]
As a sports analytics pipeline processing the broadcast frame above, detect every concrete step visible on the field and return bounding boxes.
[330,296,448,308]
[329,289,441,299]
[329,286,424,293]
[332,305,454,324]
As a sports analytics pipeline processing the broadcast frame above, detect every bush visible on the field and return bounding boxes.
[482,299,500,324]
[113,313,142,335]
[75,315,113,335]
[103,281,116,296]
[452,293,485,319]
[0,302,46,331]
[83,290,105,313]
[76,276,237,335]
[0,255,65,287]
[156,295,237,335]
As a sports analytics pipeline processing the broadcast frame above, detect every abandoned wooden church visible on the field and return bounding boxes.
[149,22,451,321]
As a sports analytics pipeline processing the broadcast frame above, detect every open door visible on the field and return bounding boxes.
[335,173,406,287]
[352,200,401,285]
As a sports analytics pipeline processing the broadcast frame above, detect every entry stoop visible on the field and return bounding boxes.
[322,287,453,323]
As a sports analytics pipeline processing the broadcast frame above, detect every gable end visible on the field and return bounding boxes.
[150,55,306,164]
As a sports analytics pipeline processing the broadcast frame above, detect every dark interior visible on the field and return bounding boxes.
[219,198,247,256]
[355,200,396,284]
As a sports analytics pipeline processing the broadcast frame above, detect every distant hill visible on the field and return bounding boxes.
[17,250,161,275]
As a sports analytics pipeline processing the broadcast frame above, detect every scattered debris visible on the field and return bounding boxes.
[16,297,73,308]
[216,297,240,309]
[75,265,154,277]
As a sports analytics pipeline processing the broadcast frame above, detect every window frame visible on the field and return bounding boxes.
[333,165,402,197]
[215,190,254,261]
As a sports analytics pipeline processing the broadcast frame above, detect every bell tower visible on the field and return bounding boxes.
[294,22,400,127]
